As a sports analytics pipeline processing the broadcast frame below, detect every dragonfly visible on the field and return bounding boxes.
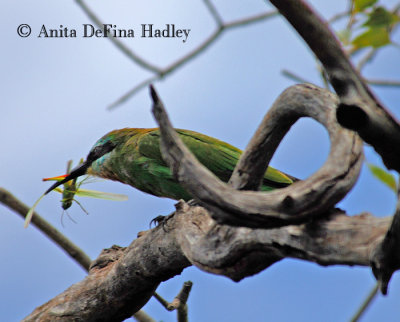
[24,160,128,228]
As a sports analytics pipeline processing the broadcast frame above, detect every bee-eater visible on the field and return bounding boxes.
[45,128,293,200]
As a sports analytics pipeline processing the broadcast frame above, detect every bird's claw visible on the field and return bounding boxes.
[150,215,166,228]
[149,213,175,231]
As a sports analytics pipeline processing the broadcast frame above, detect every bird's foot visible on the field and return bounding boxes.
[150,215,166,227]
[149,213,175,232]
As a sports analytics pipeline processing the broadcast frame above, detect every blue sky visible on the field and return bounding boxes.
[1,0,400,321]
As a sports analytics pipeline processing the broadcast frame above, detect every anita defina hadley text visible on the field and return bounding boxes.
[37,24,191,43]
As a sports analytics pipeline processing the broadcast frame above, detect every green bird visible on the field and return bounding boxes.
[45,128,293,200]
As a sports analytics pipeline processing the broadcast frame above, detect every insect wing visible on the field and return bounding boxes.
[24,193,46,228]
[74,188,128,201]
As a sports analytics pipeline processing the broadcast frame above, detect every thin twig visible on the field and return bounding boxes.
[367,79,400,87]
[319,65,331,89]
[357,48,378,71]
[107,10,278,109]
[346,0,356,31]
[0,187,154,322]
[0,187,91,271]
[281,69,310,83]
[350,283,379,322]
[224,11,279,28]
[160,28,223,75]
[203,0,224,26]
[107,27,223,110]
[153,281,193,322]
[108,75,159,110]
[75,0,161,73]
[76,0,277,110]
[153,292,170,310]
[328,11,350,24]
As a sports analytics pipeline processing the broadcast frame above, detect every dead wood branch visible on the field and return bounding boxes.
[370,179,400,295]
[268,0,400,173]
[153,281,192,322]
[151,84,363,228]
[22,215,190,322]
[22,202,391,321]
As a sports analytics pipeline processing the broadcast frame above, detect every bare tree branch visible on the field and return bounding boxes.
[327,11,349,24]
[107,75,159,110]
[106,10,278,109]
[22,202,391,321]
[350,283,379,322]
[366,79,400,87]
[151,84,363,228]
[0,187,156,322]
[22,210,190,322]
[268,0,400,173]
[281,69,310,83]
[357,48,378,71]
[0,187,91,271]
[203,0,223,26]
[75,0,161,73]
[153,281,192,322]
[370,178,400,295]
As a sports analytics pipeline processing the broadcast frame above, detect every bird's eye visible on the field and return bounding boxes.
[86,141,116,163]
[87,146,105,162]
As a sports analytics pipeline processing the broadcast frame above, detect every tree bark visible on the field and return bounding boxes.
[23,202,390,321]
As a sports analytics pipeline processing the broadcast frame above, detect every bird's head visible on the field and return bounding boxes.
[44,129,133,195]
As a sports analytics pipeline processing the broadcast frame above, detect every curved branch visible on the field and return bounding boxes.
[268,0,400,173]
[23,203,391,320]
[151,84,363,228]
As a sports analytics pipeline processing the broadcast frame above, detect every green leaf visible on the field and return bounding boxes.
[337,29,352,46]
[354,0,378,13]
[367,163,397,193]
[352,27,390,49]
[363,7,400,28]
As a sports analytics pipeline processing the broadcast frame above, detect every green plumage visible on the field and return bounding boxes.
[87,128,293,200]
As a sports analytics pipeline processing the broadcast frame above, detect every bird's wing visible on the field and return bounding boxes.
[137,129,293,188]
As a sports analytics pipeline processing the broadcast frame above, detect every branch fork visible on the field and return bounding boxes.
[151,83,364,229]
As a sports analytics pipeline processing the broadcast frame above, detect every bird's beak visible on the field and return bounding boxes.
[44,161,90,194]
